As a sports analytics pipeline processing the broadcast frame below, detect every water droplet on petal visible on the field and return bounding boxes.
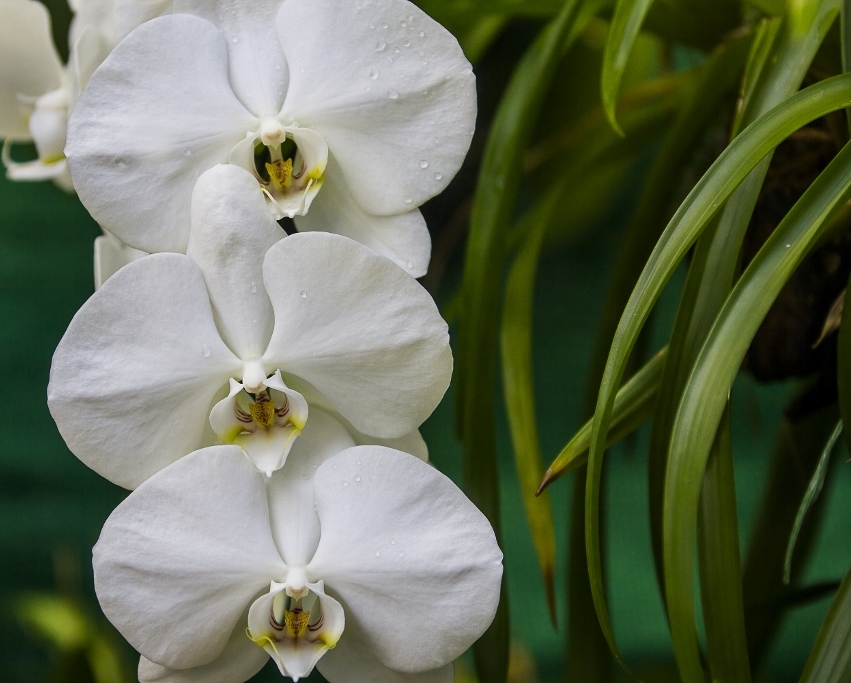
[434,172,443,180]
[419,160,429,168]
[375,550,381,557]
[231,37,238,43]
[381,22,388,28]
[249,282,257,293]
[394,47,400,54]
[408,14,413,21]
[201,344,211,358]
[183,148,192,156]
[406,260,413,269]
[418,30,426,37]
[343,481,349,487]
[388,89,399,99]
[399,552,405,557]
[403,197,413,204]
[370,69,379,79]
[403,40,410,47]
[400,20,407,27]
[389,538,396,545]
[375,40,386,51]
[355,475,361,482]
[300,290,307,298]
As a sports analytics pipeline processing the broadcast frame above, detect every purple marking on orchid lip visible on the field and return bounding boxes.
[308,612,324,632]
[235,404,253,423]
[292,157,306,180]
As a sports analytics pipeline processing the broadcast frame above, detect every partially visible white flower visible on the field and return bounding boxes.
[48,165,452,488]
[93,433,503,682]
[66,0,476,276]
[93,228,146,288]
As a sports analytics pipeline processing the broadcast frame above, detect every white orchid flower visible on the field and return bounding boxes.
[65,0,476,277]
[93,427,503,683]
[48,165,452,488]
[93,228,147,289]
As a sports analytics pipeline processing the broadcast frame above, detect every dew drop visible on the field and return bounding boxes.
[381,22,388,28]
[394,47,400,54]
[201,344,211,358]
[388,89,399,100]
[400,20,407,27]
[343,481,349,487]
[399,552,405,557]
[375,40,387,51]
[403,197,413,204]
[419,159,429,169]
[370,69,379,79]
[408,14,413,21]
[418,30,426,37]
[406,260,413,270]
[434,172,443,180]
[389,538,396,545]
[355,475,361,482]
[403,40,410,47]
[300,290,307,298]
[375,550,381,557]
[249,282,257,293]
[183,148,192,156]
[786,243,792,248]
[231,36,238,43]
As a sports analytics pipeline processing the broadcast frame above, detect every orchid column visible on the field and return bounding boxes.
[42,0,502,681]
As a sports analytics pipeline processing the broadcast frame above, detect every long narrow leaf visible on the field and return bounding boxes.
[799,564,851,682]
[664,138,851,682]
[697,406,751,682]
[838,281,851,454]
[457,1,589,679]
[539,347,665,490]
[585,71,851,672]
[783,420,844,585]
[601,0,656,134]
[500,186,564,624]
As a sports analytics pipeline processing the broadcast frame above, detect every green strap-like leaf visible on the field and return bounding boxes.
[539,347,665,490]
[696,405,751,682]
[839,248,851,456]
[783,420,844,585]
[584,71,851,674]
[800,563,851,682]
[601,0,656,134]
[500,186,563,624]
[457,1,591,679]
[664,138,851,682]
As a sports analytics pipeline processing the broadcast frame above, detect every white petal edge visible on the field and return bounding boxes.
[261,232,451,439]
[187,164,281,360]
[93,230,148,290]
[277,0,475,216]
[48,253,242,489]
[294,154,431,278]
[66,14,257,253]
[138,607,268,683]
[0,0,63,139]
[94,446,286,669]
[307,447,503,673]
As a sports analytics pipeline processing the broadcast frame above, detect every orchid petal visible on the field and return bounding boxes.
[68,23,112,106]
[318,622,453,683]
[114,0,172,40]
[277,0,475,216]
[308,447,502,673]
[138,610,267,683]
[267,408,355,567]
[66,14,257,253]
[173,0,287,117]
[0,0,63,140]
[247,580,344,680]
[94,446,285,669]
[294,155,430,277]
[261,232,451,438]
[93,230,147,290]
[48,254,241,489]
[187,164,281,359]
